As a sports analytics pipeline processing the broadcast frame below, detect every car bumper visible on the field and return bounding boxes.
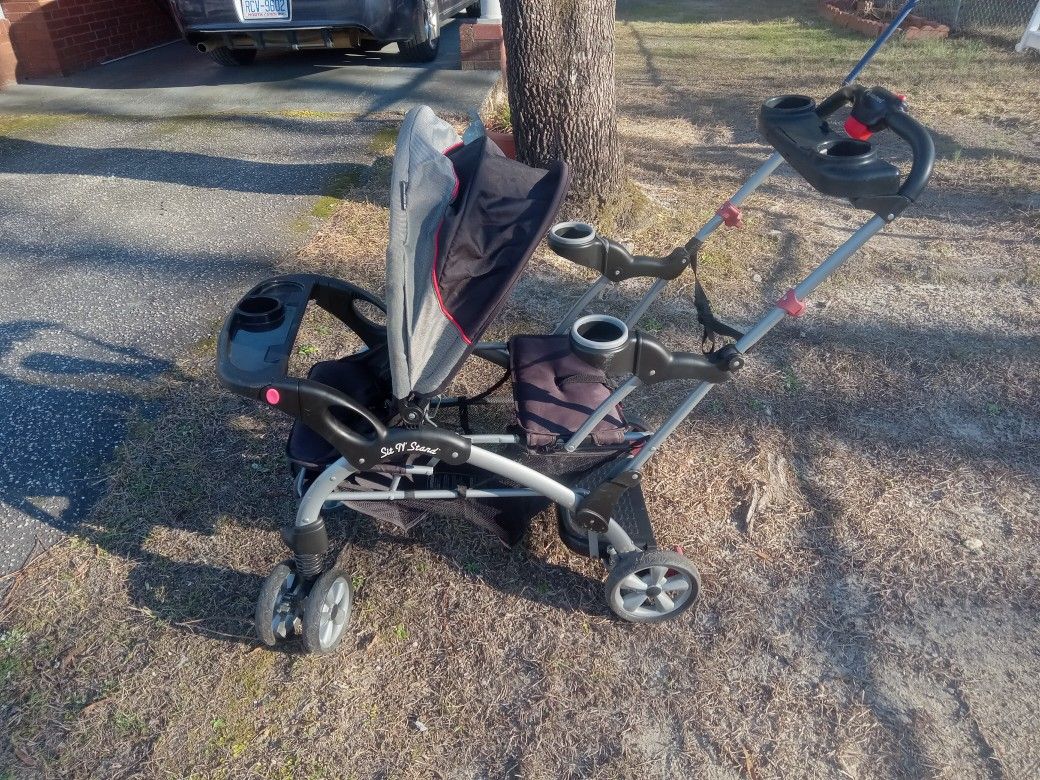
[170,0,420,42]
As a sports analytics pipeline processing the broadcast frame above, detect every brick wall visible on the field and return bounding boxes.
[1,15,19,86]
[459,19,505,72]
[0,0,177,81]
[2,0,62,79]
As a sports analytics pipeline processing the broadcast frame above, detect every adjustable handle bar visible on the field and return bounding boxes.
[886,109,935,203]
[546,222,691,282]
[217,273,391,458]
[568,314,740,385]
[817,84,935,204]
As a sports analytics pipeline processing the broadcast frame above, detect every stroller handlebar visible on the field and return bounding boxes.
[759,85,935,219]
[885,109,935,204]
[216,273,391,455]
[818,84,935,204]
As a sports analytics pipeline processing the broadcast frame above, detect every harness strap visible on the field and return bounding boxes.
[686,239,745,349]
[457,365,511,434]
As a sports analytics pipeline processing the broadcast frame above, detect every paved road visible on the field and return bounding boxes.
[0,25,497,580]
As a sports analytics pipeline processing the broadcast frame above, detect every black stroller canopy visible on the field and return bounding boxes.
[386,106,570,401]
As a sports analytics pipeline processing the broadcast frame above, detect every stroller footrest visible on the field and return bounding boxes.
[559,482,656,559]
[611,482,656,549]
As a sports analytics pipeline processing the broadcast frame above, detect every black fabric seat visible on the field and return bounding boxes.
[286,347,392,470]
[509,334,629,449]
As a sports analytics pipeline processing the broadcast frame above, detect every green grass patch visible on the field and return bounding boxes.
[277,109,346,120]
[0,113,79,137]
[310,166,368,219]
[368,126,399,156]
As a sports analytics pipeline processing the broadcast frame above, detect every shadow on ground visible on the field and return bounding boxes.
[0,138,369,196]
[12,259,1031,654]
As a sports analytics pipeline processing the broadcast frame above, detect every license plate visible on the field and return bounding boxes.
[238,0,289,20]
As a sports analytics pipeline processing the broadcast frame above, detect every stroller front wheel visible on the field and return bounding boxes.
[302,568,354,654]
[605,549,701,623]
[255,561,304,647]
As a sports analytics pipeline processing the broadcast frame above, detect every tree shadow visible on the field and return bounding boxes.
[792,455,934,778]
[0,137,369,196]
[34,251,1031,654]
[0,321,171,584]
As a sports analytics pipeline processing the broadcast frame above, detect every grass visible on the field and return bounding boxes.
[2,1,1039,778]
[0,114,79,136]
[367,126,399,156]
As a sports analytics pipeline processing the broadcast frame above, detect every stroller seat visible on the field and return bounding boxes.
[510,334,629,449]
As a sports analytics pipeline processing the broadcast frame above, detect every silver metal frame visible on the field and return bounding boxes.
[296,450,638,555]
[294,152,893,562]
[552,152,786,335]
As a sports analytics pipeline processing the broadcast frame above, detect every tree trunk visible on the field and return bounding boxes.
[500,0,624,210]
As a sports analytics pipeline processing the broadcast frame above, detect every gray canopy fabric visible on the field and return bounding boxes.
[385,106,570,403]
[385,106,463,401]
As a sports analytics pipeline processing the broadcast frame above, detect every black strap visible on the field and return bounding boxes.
[686,239,744,349]
[469,365,511,403]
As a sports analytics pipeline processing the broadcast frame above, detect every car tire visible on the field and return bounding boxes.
[399,5,441,63]
[399,35,440,63]
[207,47,258,67]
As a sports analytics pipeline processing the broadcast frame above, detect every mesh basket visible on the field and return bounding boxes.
[341,443,635,546]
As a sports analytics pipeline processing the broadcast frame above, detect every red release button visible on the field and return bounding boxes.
[265,387,281,405]
[844,115,872,141]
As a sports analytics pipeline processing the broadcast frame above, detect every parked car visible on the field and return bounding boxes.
[167,0,481,65]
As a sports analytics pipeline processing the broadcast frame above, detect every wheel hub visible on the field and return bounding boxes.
[646,585,662,598]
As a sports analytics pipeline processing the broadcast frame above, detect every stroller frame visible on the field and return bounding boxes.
[218,84,935,653]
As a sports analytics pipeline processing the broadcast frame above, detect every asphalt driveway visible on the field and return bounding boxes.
[0,24,497,580]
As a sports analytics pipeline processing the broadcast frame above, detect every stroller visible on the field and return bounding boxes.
[217,84,935,653]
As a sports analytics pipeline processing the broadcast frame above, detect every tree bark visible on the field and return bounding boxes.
[500,0,624,210]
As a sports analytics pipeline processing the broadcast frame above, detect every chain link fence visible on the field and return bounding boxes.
[915,0,1037,45]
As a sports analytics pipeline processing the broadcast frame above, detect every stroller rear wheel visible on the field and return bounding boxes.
[302,568,354,654]
[255,561,304,647]
[605,549,700,623]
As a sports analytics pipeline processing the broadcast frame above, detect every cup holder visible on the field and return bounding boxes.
[818,139,874,159]
[762,94,817,115]
[549,221,597,247]
[236,295,285,331]
[570,314,630,369]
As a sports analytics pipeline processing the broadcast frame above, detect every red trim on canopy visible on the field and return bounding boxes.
[431,142,472,345]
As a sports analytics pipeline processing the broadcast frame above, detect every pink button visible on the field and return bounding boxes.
[265,388,281,405]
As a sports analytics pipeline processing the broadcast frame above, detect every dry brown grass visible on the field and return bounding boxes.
[3,1,1040,778]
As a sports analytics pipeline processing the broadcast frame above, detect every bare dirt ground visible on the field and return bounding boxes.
[2,1,1039,778]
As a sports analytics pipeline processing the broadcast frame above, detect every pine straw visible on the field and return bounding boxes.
[3,2,1040,778]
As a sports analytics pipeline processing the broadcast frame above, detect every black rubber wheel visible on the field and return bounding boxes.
[556,505,608,560]
[605,549,701,624]
[302,568,354,654]
[255,561,303,646]
[358,39,385,52]
[207,47,257,67]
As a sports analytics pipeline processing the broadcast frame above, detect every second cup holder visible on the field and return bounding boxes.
[762,94,817,117]
[570,314,630,369]
[818,139,875,160]
[236,295,285,331]
[549,221,597,247]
